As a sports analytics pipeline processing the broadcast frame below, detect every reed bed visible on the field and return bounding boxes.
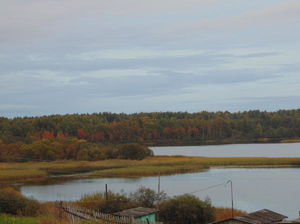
[1,156,300,184]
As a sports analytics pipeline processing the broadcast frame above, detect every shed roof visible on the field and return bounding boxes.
[114,207,158,218]
[212,209,287,224]
[236,209,287,224]
[279,218,300,224]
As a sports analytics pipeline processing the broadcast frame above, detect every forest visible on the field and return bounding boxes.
[0,110,299,161]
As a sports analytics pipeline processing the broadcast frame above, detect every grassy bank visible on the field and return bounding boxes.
[1,156,300,184]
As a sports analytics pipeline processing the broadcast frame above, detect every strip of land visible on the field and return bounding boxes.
[1,156,300,184]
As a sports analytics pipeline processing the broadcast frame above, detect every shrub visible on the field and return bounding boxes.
[159,194,215,224]
[78,191,136,213]
[116,143,153,160]
[0,188,40,216]
[214,207,246,221]
[130,186,167,207]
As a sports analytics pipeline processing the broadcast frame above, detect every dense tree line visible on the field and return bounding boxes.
[0,141,152,162]
[0,110,300,161]
[0,110,299,145]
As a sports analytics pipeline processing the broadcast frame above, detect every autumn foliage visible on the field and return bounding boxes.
[0,110,299,146]
[0,187,40,216]
[0,139,152,162]
[214,207,247,221]
[0,110,300,162]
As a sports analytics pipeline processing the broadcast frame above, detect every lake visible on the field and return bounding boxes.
[21,167,300,219]
[150,143,300,157]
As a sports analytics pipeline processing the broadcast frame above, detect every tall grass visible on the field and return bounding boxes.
[1,156,300,183]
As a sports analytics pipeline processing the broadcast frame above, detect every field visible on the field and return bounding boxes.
[1,156,300,184]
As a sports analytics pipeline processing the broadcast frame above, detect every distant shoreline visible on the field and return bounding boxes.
[146,138,300,147]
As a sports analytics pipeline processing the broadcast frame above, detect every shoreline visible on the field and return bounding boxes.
[1,156,300,185]
[146,138,300,147]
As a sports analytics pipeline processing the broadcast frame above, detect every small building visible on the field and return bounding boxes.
[114,207,159,222]
[212,209,287,224]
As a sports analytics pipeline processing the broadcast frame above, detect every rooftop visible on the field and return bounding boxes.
[114,207,158,218]
[213,209,288,224]
[279,218,300,224]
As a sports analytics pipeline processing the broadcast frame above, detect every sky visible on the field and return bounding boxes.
[0,0,300,117]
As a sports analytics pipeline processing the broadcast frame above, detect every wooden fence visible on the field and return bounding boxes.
[56,201,162,224]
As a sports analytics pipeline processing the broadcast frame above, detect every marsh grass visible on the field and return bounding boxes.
[1,156,300,183]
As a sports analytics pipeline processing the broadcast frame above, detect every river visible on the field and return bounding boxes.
[21,143,300,219]
[150,143,300,157]
[21,167,300,219]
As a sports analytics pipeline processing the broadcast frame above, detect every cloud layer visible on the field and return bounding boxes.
[0,0,300,117]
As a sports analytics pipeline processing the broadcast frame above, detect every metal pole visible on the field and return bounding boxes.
[227,180,234,218]
[158,172,161,195]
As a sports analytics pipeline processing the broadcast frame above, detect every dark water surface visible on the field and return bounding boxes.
[21,167,300,219]
[150,143,300,157]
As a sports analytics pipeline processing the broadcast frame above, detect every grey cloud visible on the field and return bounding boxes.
[0,0,219,46]
[0,51,233,73]
[0,0,299,117]
[66,68,278,98]
[237,52,279,58]
[225,95,300,112]
[277,63,300,73]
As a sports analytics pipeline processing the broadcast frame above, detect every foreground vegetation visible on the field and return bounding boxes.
[1,156,300,184]
[0,187,244,224]
[0,216,39,224]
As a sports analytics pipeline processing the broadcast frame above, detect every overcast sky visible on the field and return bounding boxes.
[1,0,300,117]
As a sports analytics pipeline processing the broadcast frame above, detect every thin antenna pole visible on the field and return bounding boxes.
[227,180,234,218]
[105,184,108,201]
[158,171,161,195]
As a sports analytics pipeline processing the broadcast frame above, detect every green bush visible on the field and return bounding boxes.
[159,194,215,224]
[0,188,40,216]
[78,191,137,213]
[116,143,153,160]
[130,186,167,207]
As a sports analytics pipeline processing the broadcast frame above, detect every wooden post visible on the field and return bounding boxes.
[59,201,63,224]
[105,184,108,201]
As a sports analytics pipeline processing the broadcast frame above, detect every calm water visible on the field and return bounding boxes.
[151,143,300,157]
[21,168,300,219]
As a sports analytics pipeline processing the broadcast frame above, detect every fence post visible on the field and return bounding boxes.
[59,200,63,224]
[105,184,108,201]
